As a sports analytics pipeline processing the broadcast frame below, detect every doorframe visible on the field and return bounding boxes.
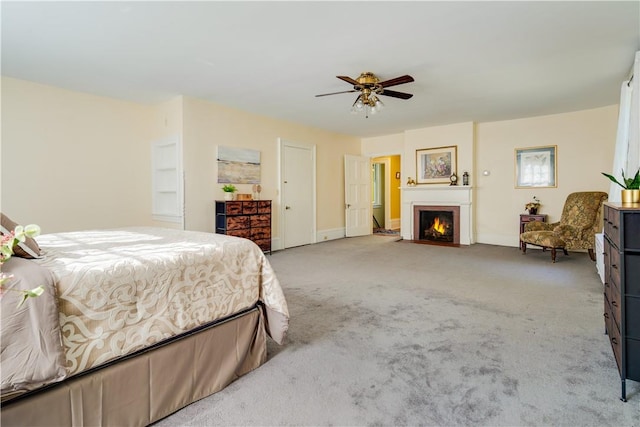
[371,152,402,230]
[372,157,391,230]
[277,138,317,251]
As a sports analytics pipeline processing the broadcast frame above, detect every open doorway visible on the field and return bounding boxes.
[372,155,401,234]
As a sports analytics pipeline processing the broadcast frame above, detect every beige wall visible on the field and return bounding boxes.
[180,97,360,241]
[475,105,617,246]
[1,77,360,242]
[362,106,618,247]
[2,76,618,247]
[1,77,154,233]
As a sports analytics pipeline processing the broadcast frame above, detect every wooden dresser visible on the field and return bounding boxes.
[215,200,271,253]
[602,202,640,401]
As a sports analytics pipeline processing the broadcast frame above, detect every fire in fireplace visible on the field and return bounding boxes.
[413,205,460,246]
[420,211,454,242]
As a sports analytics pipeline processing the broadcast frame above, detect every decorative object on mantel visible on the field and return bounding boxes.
[406,177,416,187]
[416,145,457,185]
[236,194,252,201]
[525,196,541,214]
[602,168,640,203]
[449,173,458,186]
[463,171,469,186]
[222,184,237,201]
[315,72,414,118]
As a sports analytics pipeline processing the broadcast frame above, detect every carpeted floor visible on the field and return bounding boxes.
[156,235,640,426]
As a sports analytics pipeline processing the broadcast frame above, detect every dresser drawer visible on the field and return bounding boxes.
[626,297,640,339]
[609,248,621,291]
[250,214,271,228]
[627,338,640,381]
[253,239,271,252]
[257,201,271,213]
[224,201,243,215]
[251,227,271,240]
[605,300,622,374]
[226,215,250,230]
[604,205,621,249]
[624,213,640,249]
[241,201,257,214]
[626,253,640,295]
[609,282,622,329]
[226,229,251,239]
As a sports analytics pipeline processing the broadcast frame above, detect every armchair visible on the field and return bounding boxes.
[520,191,608,262]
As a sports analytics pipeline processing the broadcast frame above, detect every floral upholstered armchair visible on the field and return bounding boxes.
[520,191,608,263]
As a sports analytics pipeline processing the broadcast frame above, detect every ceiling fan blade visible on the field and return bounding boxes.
[337,75,359,86]
[380,89,413,100]
[315,90,358,97]
[379,75,414,88]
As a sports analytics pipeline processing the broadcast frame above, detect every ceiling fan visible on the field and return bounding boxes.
[315,72,414,117]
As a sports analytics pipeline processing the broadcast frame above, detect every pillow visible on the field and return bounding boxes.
[0,213,42,259]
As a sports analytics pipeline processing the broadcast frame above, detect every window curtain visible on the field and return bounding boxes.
[609,51,639,202]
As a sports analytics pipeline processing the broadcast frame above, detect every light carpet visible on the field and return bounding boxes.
[156,235,640,426]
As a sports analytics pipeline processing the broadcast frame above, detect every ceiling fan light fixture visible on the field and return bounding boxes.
[317,72,413,117]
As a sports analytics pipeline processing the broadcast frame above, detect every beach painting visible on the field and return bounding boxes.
[217,146,261,184]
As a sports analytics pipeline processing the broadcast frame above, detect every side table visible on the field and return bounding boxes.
[519,214,547,251]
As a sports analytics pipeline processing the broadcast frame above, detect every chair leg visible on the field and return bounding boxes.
[522,243,527,254]
[563,248,569,256]
[588,248,595,261]
[551,248,557,263]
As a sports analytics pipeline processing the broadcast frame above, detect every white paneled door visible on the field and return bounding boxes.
[344,155,371,237]
[281,140,316,248]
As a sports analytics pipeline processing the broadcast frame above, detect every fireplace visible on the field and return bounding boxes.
[413,205,460,246]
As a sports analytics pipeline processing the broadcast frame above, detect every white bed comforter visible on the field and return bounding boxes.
[35,227,289,376]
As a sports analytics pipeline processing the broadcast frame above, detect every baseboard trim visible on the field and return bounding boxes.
[316,228,345,243]
[475,233,519,248]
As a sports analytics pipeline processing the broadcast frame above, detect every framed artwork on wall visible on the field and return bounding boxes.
[217,146,261,184]
[416,145,457,185]
[515,145,557,188]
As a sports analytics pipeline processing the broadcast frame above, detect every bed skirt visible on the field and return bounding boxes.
[1,306,267,426]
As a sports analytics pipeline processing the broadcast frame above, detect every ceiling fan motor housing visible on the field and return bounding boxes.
[356,72,383,94]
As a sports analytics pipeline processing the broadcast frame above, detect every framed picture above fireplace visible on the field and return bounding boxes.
[515,145,557,188]
[416,145,457,185]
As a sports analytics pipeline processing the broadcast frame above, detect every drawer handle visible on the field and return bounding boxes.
[611,337,618,345]
[604,312,609,319]
[604,281,610,288]
[612,264,618,270]
[611,300,618,308]
[612,225,618,230]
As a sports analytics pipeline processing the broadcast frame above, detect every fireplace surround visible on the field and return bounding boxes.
[414,205,460,245]
[401,186,473,245]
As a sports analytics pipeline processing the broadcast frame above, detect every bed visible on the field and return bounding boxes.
[0,227,289,426]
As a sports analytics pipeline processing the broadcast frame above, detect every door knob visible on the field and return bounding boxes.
[285,206,291,210]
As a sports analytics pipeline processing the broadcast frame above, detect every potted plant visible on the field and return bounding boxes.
[602,168,640,203]
[222,184,237,201]
[525,196,541,214]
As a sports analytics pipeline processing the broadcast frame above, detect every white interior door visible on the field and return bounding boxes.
[344,155,371,237]
[281,140,316,248]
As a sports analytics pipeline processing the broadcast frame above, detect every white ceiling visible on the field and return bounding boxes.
[2,1,639,138]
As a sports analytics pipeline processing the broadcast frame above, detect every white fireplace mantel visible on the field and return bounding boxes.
[401,186,474,245]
